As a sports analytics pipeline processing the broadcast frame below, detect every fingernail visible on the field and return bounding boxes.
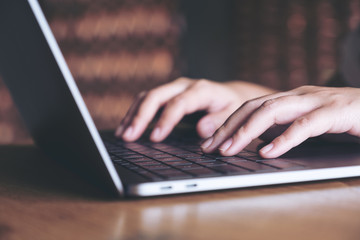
[260,143,274,155]
[115,125,124,137]
[123,126,133,139]
[201,137,214,149]
[219,138,233,152]
[151,127,161,141]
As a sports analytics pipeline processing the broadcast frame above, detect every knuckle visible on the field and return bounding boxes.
[261,98,279,111]
[136,90,148,100]
[164,96,186,114]
[243,99,259,109]
[190,79,210,90]
[145,89,158,102]
[172,94,186,106]
[296,85,311,92]
[295,117,311,129]
[327,94,347,107]
[273,134,289,145]
[294,85,314,94]
[232,127,247,141]
[175,77,192,84]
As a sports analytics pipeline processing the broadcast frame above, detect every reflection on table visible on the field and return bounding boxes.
[0,145,360,240]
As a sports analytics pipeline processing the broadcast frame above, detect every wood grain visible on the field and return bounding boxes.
[0,145,360,240]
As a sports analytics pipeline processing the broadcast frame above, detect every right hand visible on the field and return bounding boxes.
[115,77,275,142]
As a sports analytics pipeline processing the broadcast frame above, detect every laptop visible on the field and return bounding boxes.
[1,0,360,198]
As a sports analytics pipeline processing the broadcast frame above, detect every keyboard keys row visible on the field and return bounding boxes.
[105,136,305,181]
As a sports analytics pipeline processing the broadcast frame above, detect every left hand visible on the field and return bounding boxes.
[201,86,360,158]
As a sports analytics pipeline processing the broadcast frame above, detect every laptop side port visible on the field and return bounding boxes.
[186,183,197,188]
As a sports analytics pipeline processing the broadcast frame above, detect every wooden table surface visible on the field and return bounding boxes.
[1,145,360,240]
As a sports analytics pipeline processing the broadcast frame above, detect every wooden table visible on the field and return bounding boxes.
[1,145,360,240]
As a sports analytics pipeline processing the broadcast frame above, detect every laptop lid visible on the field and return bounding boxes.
[0,0,123,197]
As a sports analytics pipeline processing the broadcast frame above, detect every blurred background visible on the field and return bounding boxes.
[0,0,359,144]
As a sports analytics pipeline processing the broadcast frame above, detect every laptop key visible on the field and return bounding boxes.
[199,160,227,167]
[121,154,148,159]
[190,157,216,163]
[125,164,142,171]
[139,171,164,181]
[151,154,176,159]
[159,157,184,162]
[165,160,193,166]
[127,157,154,163]
[177,163,203,170]
[218,156,248,162]
[136,161,162,166]
[145,164,171,171]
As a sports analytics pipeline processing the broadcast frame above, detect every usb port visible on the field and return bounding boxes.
[186,183,197,188]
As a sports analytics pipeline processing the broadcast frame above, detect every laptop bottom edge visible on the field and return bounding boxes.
[126,166,360,197]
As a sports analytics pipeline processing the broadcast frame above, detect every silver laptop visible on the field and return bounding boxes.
[1,0,360,198]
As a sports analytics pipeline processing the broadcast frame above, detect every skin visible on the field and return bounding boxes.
[116,77,275,141]
[116,78,360,158]
[202,85,360,158]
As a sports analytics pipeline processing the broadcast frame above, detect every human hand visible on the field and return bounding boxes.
[201,86,360,158]
[116,77,275,142]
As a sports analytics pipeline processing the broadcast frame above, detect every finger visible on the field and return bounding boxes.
[259,124,290,142]
[115,91,146,137]
[120,79,192,141]
[201,92,294,153]
[196,108,234,138]
[150,84,216,142]
[220,95,322,156]
[209,94,321,155]
[259,107,335,158]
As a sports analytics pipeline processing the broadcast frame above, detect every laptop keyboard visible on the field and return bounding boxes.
[103,135,304,181]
